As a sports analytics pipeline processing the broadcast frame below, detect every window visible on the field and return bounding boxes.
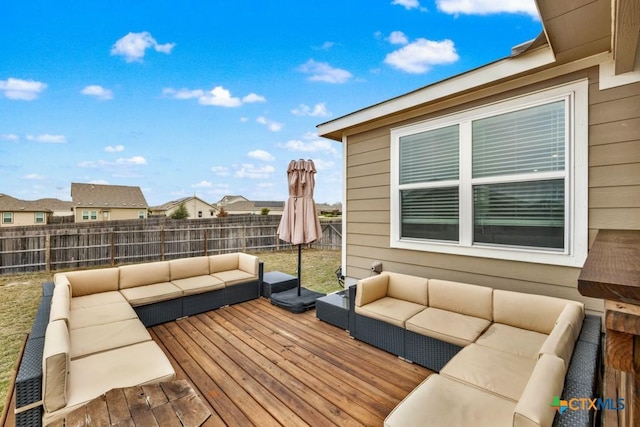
[34,212,45,223]
[82,210,97,220]
[90,211,97,220]
[391,81,588,267]
[138,210,146,219]
[2,212,13,224]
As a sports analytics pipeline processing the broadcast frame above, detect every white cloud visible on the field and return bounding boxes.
[211,166,230,176]
[235,163,276,179]
[89,179,110,185]
[291,103,331,117]
[111,32,175,62]
[313,41,336,51]
[0,134,20,141]
[257,182,273,189]
[312,159,336,171]
[162,88,204,99]
[23,173,45,180]
[436,0,539,18]
[81,85,113,100]
[242,93,266,103]
[79,156,147,168]
[298,59,353,84]
[26,134,67,144]
[105,145,125,153]
[278,139,339,156]
[192,180,213,188]
[385,38,458,73]
[0,78,47,100]
[248,150,275,162]
[116,156,147,165]
[392,0,421,9]
[257,116,284,132]
[199,86,242,107]
[387,31,409,45]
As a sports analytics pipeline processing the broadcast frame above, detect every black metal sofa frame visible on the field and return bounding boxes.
[14,262,263,427]
[347,285,603,427]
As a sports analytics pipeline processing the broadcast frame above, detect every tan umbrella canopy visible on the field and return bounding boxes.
[277,159,322,296]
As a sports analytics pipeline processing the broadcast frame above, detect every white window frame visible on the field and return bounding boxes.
[2,212,13,224]
[138,210,146,219]
[82,210,89,220]
[34,212,45,223]
[390,80,588,267]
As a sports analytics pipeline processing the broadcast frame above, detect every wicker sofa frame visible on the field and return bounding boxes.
[14,260,263,427]
[347,285,602,427]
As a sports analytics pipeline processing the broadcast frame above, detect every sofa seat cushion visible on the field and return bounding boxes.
[69,302,138,329]
[440,344,537,401]
[69,318,152,359]
[384,374,515,427]
[406,308,491,347]
[70,291,127,310]
[355,297,426,328]
[475,323,548,359]
[119,282,183,307]
[64,341,175,412]
[172,275,225,295]
[211,270,257,287]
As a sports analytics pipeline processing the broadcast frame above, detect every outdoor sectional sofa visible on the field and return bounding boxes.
[347,271,602,427]
[14,252,263,427]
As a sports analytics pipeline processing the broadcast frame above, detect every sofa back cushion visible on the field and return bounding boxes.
[555,302,585,342]
[355,273,390,307]
[387,272,429,306]
[64,268,120,297]
[428,280,493,320]
[169,256,209,280]
[238,253,259,275]
[493,290,573,335]
[539,320,576,369]
[42,320,70,413]
[514,354,566,427]
[209,253,239,274]
[119,261,170,289]
[50,284,70,325]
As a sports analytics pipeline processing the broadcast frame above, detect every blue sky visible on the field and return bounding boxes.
[0,0,541,206]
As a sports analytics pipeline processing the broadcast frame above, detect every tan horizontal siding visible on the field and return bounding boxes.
[590,164,640,187]
[589,208,640,229]
[348,186,390,201]
[347,199,389,212]
[347,210,390,224]
[589,94,640,125]
[589,186,640,208]
[348,148,389,167]
[589,140,640,166]
[347,173,390,189]
[348,222,390,237]
[589,117,640,146]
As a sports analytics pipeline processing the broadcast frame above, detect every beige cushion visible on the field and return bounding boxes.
[428,279,493,320]
[476,323,548,359]
[209,253,239,273]
[440,344,537,401]
[355,297,426,328]
[493,290,574,335]
[169,256,210,280]
[70,291,127,310]
[42,320,69,413]
[211,270,257,287]
[355,274,389,307]
[238,253,259,276]
[556,302,585,342]
[387,272,429,306]
[384,374,515,427]
[514,354,566,427]
[70,318,151,359]
[539,320,576,369]
[118,261,170,290]
[119,282,183,306]
[406,308,491,347]
[53,273,70,290]
[172,275,225,295]
[65,341,175,412]
[69,302,138,329]
[50,285,70,325]
[64,268,120,296]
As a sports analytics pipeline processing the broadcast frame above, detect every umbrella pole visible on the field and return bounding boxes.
[297,244,302,296]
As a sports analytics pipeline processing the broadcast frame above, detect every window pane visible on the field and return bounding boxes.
[401,187,459,242]
[400,125,459,184]
[473,101,565,178]
[474,180,564,249]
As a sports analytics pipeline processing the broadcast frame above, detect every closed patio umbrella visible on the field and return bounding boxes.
[272,159,325,312]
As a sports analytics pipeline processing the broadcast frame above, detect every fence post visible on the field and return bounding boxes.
[242,225,246,252]
[161,228,166,261]
[204,228,208,256]
[110,232,115,266]
[45,234,51,272]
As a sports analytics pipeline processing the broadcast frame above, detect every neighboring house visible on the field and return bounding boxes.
[217,195,248,205]
[150,196,218,219]
[71,183,148,222]
[35,198,74,217]
[224,200,285,215]
[316,203,342,216]
[0,194,51,227]
[317,0,639,315]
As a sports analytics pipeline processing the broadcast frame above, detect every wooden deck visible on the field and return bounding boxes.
[150,297,432,426]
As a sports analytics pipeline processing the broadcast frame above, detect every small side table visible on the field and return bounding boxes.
[262,271,298,297]
[316,290,349,330]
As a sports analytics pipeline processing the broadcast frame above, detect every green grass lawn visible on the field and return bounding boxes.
[0,248,341,416]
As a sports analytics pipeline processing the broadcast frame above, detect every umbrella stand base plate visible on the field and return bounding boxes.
[270,287,326,314]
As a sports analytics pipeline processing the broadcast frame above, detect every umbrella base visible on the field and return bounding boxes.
[270,287,326,314]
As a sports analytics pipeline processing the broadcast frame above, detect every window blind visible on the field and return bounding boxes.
[400,125,459,184]
[401,187,459,241]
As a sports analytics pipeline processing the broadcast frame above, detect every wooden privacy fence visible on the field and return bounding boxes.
[0,215,342,274]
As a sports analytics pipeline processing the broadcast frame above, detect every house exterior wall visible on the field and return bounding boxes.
[166,199,217,219]
[74,207,147,222]
[342,65,640,314]
[0,211,47,227]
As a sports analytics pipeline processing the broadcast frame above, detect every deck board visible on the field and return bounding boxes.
[152,298,432,426]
